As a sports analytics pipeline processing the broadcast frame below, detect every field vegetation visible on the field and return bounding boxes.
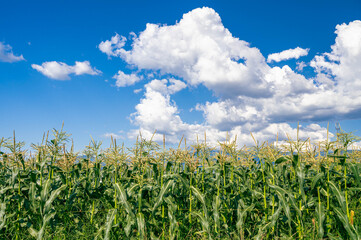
[0,125,361,239]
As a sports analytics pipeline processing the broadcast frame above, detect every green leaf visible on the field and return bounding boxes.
[0,202,6,230]
[40,179,51,204]
[28,227,38,238]
[333,207,359,239]
[349,164,361,187]
[43,184,66,214]
[137,212,146,238]
[236,200,254,239]
[212,195,221,234]
[192,211,211,238]
[191,186,209,220]
[316,201,325,239]
[124,214,135,237]
[0,185,17,195]
[104,209,116,240]
[311,172,324,189]
[114,183,135,219]
[329,181,346,212]
[275,156,288,165]
[269,185,301,218]
[151,179,174,214]
[37,212,56,240]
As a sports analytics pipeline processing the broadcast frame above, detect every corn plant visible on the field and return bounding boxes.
[0,127,360,239]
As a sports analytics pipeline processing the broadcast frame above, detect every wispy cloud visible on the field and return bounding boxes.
[296,61,307,71]
[267,47,309,63]
[0,42,25,63]
[103,132,124,139]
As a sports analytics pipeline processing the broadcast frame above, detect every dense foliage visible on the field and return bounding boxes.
[0,127,361,239]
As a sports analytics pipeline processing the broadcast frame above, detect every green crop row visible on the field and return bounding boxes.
[0,126,361,239]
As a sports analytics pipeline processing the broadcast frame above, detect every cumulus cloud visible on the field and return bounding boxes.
[144,79,186,95]
[267,47,309,63]
[129,79,185,139]
[131,79,186,130]
[100,8,271,98]
[100,7,361,145]
[98,33,127,58]
[113,70,142,87]
[0,42,25,62]
[129,80,331,145]
[311,20,361,90]
[31,61,101,80]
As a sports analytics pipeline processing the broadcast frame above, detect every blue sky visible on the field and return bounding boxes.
[1,0,361,150]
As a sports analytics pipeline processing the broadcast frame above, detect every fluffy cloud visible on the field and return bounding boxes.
[98,33,127,58]
[129,79,185,138]
[32,61,101,80]
[130,79,186,129]
[311,20,361,90]
[129,80,331,145]
[0,42,25,63]
[100,8,361,145]
[113,70,142,87]
[101,8,271,98]
[267,47,309,63]
[144,79,186,95]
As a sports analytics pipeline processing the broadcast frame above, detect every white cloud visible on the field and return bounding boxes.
[296,61,307,71]
[102,8,361,145]
[267,47,309,63]
[311,20,361,91]
[134,88,143,94]
[0,42,25,63]
[144,78,186,95]
[103,132,123,139]
[98,33,127,58]
[31,61,101,80]
[113,70,141,87]
[129,81,331,145]
[130,80,184,137]
[100,8,271,98]
[168,79,187,94]
[349,141,361,149]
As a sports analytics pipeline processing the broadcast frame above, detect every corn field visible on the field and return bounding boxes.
[0,126,361,239]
